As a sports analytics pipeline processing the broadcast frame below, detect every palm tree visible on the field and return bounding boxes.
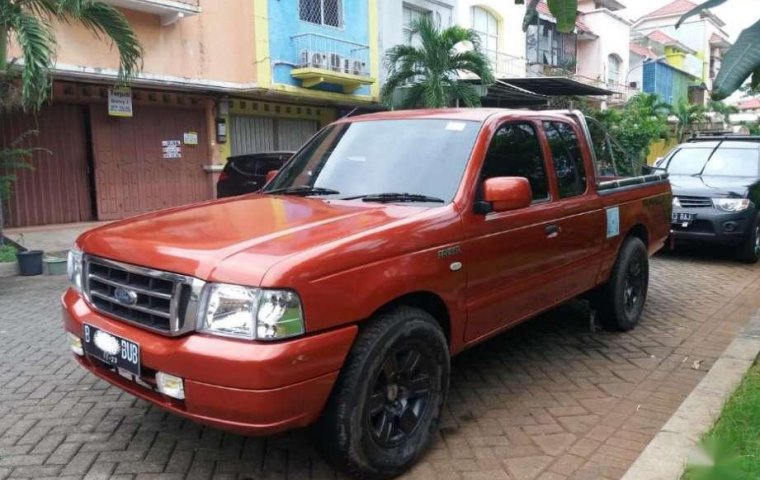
[673,100,708,139]
[708,100,739,128]
[381,17,494,109]
[0,0,143,111]
[627,93,672,118]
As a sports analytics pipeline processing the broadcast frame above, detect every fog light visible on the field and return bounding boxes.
[68,332,83,356]
[724,222,737,232]
[156,372,185,400]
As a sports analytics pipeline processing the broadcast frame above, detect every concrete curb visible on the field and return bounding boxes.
[622,309,760,480]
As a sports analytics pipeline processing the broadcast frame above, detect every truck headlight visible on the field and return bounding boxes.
[67,248,84,293]
[198,284,304,341]
[712,198,750,212]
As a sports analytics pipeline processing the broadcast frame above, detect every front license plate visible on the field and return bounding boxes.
[82,324,140,376]
[672,212,695,225]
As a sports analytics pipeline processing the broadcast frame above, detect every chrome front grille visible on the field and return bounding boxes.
[677,195,713,208]
[83,256,204,336]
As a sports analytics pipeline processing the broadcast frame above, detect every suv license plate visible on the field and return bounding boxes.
[672,212,695,225]
[82,324,140,376]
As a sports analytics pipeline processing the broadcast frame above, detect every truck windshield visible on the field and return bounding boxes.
[265,119,481,203]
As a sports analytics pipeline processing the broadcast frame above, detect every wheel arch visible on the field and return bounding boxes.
[627,223,649,249]
[372,291,452,346]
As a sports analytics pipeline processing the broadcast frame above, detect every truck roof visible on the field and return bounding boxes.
[339,108,567,124]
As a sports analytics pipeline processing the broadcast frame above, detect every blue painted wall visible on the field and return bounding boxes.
[643,61,691,107]
[268,0,372,96]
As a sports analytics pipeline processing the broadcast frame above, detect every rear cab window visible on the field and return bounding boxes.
[543,121,588,198]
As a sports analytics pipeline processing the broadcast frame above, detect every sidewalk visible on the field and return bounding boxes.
[4,221,107,254]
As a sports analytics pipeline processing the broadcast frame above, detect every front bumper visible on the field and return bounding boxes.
[671,206,755,245]
[62,289,357,435]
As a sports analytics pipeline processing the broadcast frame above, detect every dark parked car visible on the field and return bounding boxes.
[661,136,760,262]
[217,151,293,198]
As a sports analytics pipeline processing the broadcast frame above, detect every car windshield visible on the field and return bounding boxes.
[264,119,481,203]
[666,146,760,177]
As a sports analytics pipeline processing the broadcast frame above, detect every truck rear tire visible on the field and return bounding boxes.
[595,237,649,332]
[736,214,760,264]
[315,307,449,479]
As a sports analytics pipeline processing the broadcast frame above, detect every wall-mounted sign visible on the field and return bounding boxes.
[183,132,199,146]
[162,140,182,159]
[108,86,133,117]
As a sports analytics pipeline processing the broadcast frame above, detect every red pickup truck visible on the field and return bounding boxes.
[63,109,671,479]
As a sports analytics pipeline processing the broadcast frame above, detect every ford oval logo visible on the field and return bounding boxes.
[113,287,138,306]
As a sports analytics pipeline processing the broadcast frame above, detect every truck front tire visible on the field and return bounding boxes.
[315,307,449,479]
[595,236,649,331]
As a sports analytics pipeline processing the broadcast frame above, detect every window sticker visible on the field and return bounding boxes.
[445,122,467,131]
[606,207,620,238]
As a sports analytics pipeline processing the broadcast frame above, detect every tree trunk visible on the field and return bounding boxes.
[0,24,7,72]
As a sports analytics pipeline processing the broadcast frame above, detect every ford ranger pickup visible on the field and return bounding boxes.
[63,109,672,479]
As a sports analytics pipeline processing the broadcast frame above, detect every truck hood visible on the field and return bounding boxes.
[78,195,427,284]
[669,174,755,198]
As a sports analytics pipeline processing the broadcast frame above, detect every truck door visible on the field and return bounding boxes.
[462,122,568,342]
[540,120,606,292]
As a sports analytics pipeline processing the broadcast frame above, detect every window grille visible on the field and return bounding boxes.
[299,0,342,28]
[402,5,430,45]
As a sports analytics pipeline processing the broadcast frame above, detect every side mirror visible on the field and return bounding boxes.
[483,177,532,212]
[266,170,279,183]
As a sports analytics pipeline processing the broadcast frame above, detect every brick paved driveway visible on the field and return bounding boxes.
[1,250,759,480]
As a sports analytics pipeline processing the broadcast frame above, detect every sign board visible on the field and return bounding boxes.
[162,140,182,159]
[183,132,199,146]
[108,87,133,117]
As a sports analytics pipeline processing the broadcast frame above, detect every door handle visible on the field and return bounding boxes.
[545,224,561,238]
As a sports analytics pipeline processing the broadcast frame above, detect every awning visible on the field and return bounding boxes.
[497,77,614,96]
[479,80,548,108]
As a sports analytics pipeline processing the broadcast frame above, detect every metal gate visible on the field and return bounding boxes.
[89,103,211,221]
[230,116,318,155]
[1,104,93,227]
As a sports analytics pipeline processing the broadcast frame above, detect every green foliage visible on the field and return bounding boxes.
[586,93,672,176]
[382,17,495,109]
[0,130,39,202]
[0,0,143,111]
[683,365,760,480]
[0,243,17,262]
[547,0,577,33]
[673,100,708,139]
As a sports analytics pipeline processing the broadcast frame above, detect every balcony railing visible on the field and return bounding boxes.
[102,0,201,25]
[483,50,527,78]
[289,33,373,93]
[291,33,371,78]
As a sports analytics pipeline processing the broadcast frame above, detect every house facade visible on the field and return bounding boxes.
[2,0,380,228]
[631,0,732,104]
[575,0,631,97]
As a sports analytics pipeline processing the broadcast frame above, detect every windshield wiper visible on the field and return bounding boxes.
[266,185,340,196]
[343,192,445,204]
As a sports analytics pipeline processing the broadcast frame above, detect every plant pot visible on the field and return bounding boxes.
[17,250,43,276]
[0,261,18,278]
[44,257,68,276]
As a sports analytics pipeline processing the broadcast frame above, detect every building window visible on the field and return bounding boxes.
[526,19,576,70]
[471,7,499,54]
[299,0,342,28]
[403,4,431,44]
[608,54,622,85]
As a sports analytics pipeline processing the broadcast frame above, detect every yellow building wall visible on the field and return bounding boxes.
[647,138,679,165]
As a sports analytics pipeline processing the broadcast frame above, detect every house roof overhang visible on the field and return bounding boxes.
[496,77,614,96]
